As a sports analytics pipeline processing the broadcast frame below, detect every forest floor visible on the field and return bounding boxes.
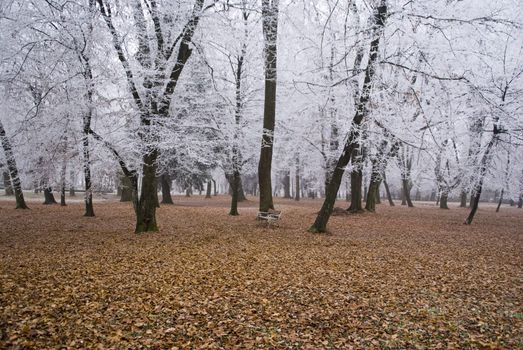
[0,195,522,349]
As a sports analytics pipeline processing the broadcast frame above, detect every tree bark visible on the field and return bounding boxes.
[295,156,300,201]
[465,134,498,224]
[82,97,95,216]
[283,170,291,198]
[496,188,503,212]
[518,195,522,208]
[69,169,76,196]
[258,0,279,212]
[348,166,363,212]
[205,180,212,198]
[440,191,449,209]
[229,171,240,216]
[310,2,387,233]
[120,174,133,202]
[0,119,29,209]
[365,179,381,212]
[160,173,174,204]
[135,151,159,233]
[43,187,58,205]
[212,179,217,196]
[459,191,467,207]
[60,158,67,206]
[383,177,395,206]
[3,171,13,196]
[402,179,414,207]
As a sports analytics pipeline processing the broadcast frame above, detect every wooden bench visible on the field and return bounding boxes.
[257,210,282,227]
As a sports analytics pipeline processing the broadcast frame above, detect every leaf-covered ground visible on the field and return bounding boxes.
[1,196,522,349]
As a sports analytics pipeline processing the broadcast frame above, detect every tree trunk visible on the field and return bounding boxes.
[229,171,240,216]
[310,2,387,233]
[43,187,57,205]
[60,158,67,206]
[518,195,522,208]
[440,191,449,209]
[135,151,159,233]
[3,171,13,196]
[69,170,76,196]
[465,132,498,225]
[295,156,300,201]
[258,0,279,212]
[365,179,381,212]
[0,119,29,209]
[402,179,414,207]
[496,188,503,212]
[185,187,191,197]
[160,173,174,204]
[120,174,133,202]
[348,166,363,213]
[82,133,95,216]
[212,179,217,196]
[283,170,291,198]
[365,146,386,212]
[205,180,212,198]
[383,177,395,206]
[459,191,467,207]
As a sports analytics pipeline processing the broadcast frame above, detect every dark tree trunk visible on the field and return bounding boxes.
[229,171,240,216]
[185,187,191,197]
[365,144,387,212]
[43,187,57,205]
[258,0,279,212]
[465,187,482,225]
[365,179,381,212]
[212,179,217,196]
[496,188,503,212]
[0,120,29,209]
[310,3,387,233]
[383,177,395,206]
[465,132,498,225]
[440,191,449,209]
[295,156,300,201]
[3,171,13,196]
[160,173,174,204]
[402,179,414,207]
[295,174,300,201]
[60,161,67,207]
[283,170,291,198]
[120,174,133,202]
[518,195,522,208]
[205,180,212,198]
[459,191,467,207]
[69,170,76,196]
[135,151,159,233]
[81,52,95,217]
[82,130,95,216]
[348,166,363,213]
